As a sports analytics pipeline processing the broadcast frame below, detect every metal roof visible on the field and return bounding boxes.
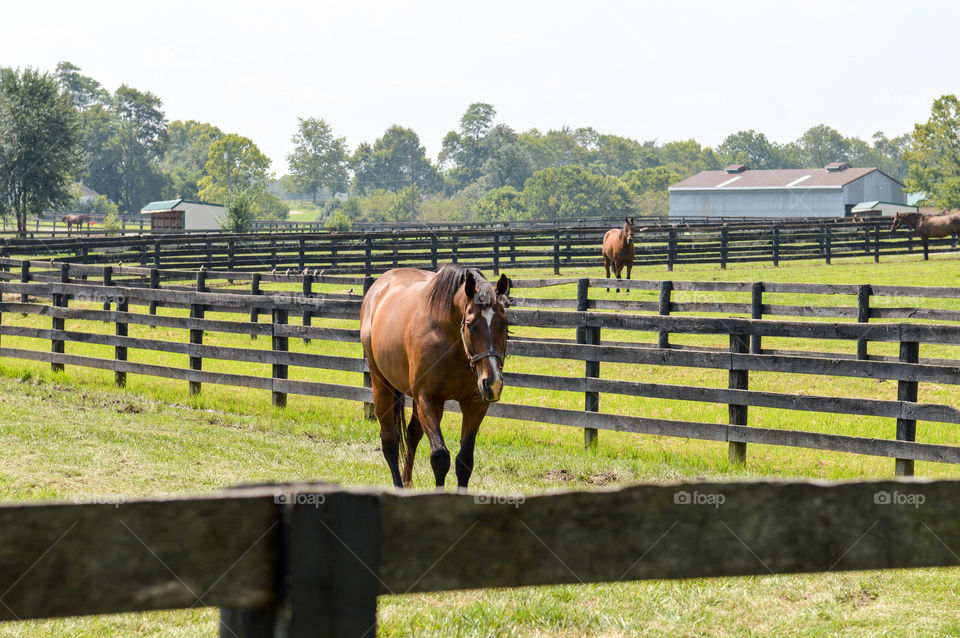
[669,167,904,191]
[141,199,225,213]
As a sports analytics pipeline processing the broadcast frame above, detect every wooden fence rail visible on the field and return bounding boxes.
[0,217,947,275]
[0,480,957,636]
[3,266,960,477]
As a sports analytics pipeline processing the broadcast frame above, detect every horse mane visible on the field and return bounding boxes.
[425,264,490,320]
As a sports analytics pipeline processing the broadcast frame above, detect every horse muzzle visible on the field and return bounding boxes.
[479,375,503,402]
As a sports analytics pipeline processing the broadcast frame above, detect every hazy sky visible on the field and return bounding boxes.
[3,1,958,174]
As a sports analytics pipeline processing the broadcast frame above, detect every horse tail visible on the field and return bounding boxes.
[392,388,407,477]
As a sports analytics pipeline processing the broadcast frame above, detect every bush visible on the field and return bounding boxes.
[325,210,351,231]
[220,191,256,232]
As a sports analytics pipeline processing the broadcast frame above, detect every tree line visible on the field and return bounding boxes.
[2,60,958,235]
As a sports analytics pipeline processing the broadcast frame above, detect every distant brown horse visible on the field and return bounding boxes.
[361,264,511,489]
[62,213,88,234]
[891,211,960,259]
[602,217,637,292]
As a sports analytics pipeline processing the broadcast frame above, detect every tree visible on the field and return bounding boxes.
[475,186,527,221]
[717,130,791,169]
[0,67,82,236]
[439,103,497,190]
[77,102,122,203]
[113,85,166,213]
[479,124,532,191]
[219,189,256,232]
[905,95,960,207]
[160,120,223,199]
[521,166,630,219]
[55,61,108,111]
[198,134,272,204]
[797,124,847,167]
[622,166,682,196]
[287,117,349,204]
[351,125,441,200]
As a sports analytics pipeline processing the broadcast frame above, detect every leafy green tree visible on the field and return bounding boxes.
[198,134,273,204]
[325,209,351,231]
[113,85,166,213]
[55,61,108,111]
[622,166,682,196]
[439,103,497,190]
[870,131,910,182]
[797,124,847,167]
[160,120,223,199]
[219,189,256,232]
[657,139,721,178]
[905,95,960,207]
[717,130,792,169]
[479,124,532,190]
[521,166,630,219]
[589,135,659,176]
[0,67,82,236]
[77,103,122,203]
[254,191,289,221]
[386,185,422,222]
[475,186,527,221]
[287,117,349,204]
[351,125,441,198]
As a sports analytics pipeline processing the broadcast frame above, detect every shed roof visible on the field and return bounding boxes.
[141,199,225,213]
[669,167,904,191]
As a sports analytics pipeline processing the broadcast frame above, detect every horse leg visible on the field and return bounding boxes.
[371,375,404,488]
[614,261,623,293]
[625,261,633,294]
[416,397,450,490]
[455,398,489,491]
[923,236,929,260]
[604,256,611,292]
[401,403,424,487]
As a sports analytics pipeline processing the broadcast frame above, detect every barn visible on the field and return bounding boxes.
[140,199,225,231]
[668,162,906,219]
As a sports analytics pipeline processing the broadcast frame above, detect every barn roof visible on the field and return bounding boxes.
[141,199,225,213]
[669,167,904,191]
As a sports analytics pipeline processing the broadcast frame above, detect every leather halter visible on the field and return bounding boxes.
[461,315,504,377]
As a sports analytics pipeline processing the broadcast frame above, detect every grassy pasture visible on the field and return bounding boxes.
[0,251,959,636]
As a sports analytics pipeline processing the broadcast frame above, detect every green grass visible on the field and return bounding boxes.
[284,200,325,222]
[1,252,960,635]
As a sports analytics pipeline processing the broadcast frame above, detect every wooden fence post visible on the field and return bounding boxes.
[362,276,376,420]
[895,341,920,476]
[772,227,780,266]
[298,238,305,272]
[51,264,69,373]
[577,279,599,449]
[148,268,160,317]
[102,266,113,312]
[492,233,500,276]
[272,305,288,409]
[364,236,372,277]
[20,260,29,304]
[874,224,881,263]
[430,234,438,269]
[189,270,206,396]
[857,284,871,360]
[509,233,516,265]
[250,273,261,340]
[750,282,763,354]
[553,232,560,275]
[450,235,458,264]
[825,227,832,264]
[728,333,749,464]
[228,241,236,272]
[153,242,161,269]
[391,232,399,268]
[115,280,128,389]
[301,273,312,345]
[667,230,677,272]
[720,228,729,270]
[657,280,672,349]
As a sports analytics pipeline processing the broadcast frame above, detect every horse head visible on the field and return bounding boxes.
[891,213,905,231]
[460,271,510,402]
[622,217,636,245]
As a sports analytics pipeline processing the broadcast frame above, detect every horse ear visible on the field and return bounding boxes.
[495,274,510,297]
[464,271,476,299]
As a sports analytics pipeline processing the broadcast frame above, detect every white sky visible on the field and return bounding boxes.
[3,0,957,175]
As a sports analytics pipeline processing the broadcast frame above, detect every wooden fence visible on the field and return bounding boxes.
[0,217,950,275]
[2,261,960,477]
[0,480,957,636]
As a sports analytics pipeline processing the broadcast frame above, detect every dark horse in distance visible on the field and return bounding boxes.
[361,264,511,490]
[891,210,960,259]
[61,213,88,234]
[602,217,637,292]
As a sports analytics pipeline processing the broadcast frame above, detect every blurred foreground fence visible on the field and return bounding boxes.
[2,261,960,476]
[0,480,958,636]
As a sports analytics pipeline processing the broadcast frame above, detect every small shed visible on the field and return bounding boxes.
[850,201,918,217]
[140,199,225,231]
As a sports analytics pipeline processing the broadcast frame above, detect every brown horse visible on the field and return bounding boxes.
[360,264,511,490]
[891,211,960,259]
[62,213,88,234]
[602,217,636,292]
